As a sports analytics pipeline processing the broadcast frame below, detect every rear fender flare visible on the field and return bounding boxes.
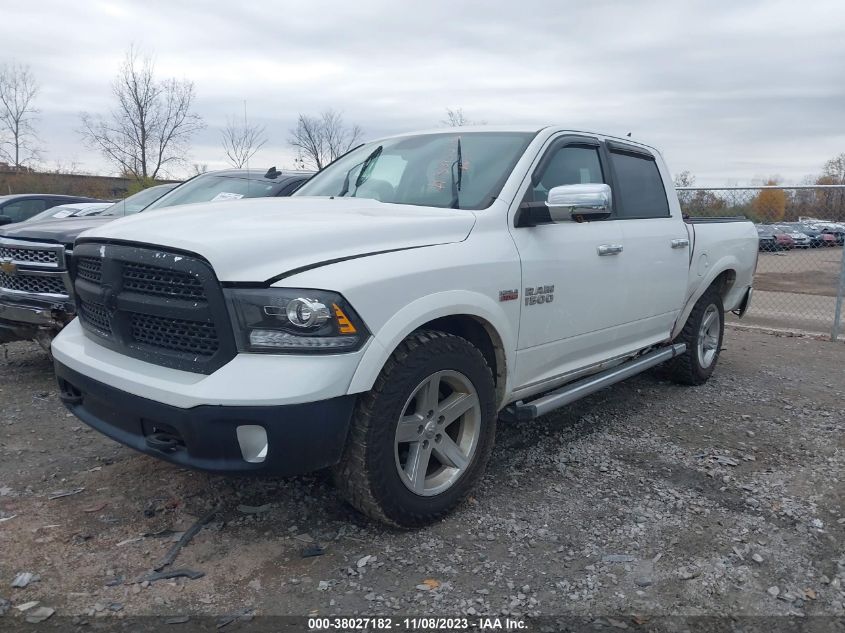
[672,257,741,339]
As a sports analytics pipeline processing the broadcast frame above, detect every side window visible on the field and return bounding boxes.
[527,145,604,204]
[1,199,47,222]
[276,180,306,197]
[609,151,670,219]
[526,145,604,202]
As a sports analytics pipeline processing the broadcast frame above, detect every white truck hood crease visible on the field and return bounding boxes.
[77,197,476,282]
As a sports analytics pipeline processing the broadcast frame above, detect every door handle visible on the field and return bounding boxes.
[597,244,623,256]
[671,238,690,249]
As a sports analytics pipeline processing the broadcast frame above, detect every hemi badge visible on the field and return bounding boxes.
[499,289,519,302]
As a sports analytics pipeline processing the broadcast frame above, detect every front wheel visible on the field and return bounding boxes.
[333,331,497,527]
[666,286,725,386]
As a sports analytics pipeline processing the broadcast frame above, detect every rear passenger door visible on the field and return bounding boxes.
[606,143,689,342]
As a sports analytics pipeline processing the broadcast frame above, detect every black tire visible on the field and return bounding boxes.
[333,330,497,528]
[666,286,725,386]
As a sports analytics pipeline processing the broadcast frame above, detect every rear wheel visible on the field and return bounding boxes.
[666,286,724,386]
[333,330,497,527]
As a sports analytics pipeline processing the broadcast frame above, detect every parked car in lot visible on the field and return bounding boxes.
[0,194,109,225]
[773,224,811,248]
[52,127,758,526]
[818,223,845,245]
[755,225,778,251]
[23,202,114,224]
[140,167,311,212]
[810,231,838,247]
[97,182,180,218]
[788,223,831,247]
[773,229,795,250]
[757,225,794,250]
[0,169,311,349]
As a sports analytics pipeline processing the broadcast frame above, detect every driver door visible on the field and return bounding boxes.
[508,136,632,391]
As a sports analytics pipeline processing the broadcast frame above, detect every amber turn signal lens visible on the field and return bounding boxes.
[333,304,357,334]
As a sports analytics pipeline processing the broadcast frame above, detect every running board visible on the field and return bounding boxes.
[502,343,687,422]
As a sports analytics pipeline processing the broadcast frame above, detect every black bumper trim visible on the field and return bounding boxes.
[55,360,356,476]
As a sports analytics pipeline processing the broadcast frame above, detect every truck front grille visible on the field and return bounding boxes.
[72,242,235,374]
[76,257,102,284]
[0,271,67,295]
[122,262,205,300]
[130,313,219,357]
[0,244,59,266]
[79,300,111,335]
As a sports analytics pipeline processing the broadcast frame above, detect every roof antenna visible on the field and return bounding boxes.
[626,132,632,137]
[264,166,281,179]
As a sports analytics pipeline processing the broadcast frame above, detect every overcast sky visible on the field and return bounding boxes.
[2,0,844,185]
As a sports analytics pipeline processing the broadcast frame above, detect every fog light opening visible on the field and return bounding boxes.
[236,425,268,463]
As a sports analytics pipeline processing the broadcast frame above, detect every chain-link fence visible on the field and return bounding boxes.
[677,186,845,340]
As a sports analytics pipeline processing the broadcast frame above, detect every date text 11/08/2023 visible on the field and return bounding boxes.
[307,616,528,630]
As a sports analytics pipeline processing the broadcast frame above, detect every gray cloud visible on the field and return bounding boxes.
[2,0,843,185]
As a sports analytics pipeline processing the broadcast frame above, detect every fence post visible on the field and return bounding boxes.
[833,244,845,341]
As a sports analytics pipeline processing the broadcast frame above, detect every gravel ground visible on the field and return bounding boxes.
[0,328,843,627]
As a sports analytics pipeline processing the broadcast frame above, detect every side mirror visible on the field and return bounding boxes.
[0,215,13,226]
[546,183,612,222]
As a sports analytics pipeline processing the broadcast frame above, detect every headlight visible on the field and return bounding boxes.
[225,288,369,353]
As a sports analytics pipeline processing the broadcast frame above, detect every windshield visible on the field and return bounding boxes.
[25,203,110,223]
[26,205,78,223]
[102,184,178,217]
[144,175,278,212]
[294,132,535,210]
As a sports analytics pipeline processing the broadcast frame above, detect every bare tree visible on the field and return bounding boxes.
[79,46,204,182]
[221,114,267,168]
[0,62,41,168]
[441,107,485,127]
[821,153,845,184]
[288,109,362,170]
[816,153,845,212]
[673,170,696,208]
[673,170,696,188]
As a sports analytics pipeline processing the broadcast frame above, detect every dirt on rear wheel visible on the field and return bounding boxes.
[666,286,725,386]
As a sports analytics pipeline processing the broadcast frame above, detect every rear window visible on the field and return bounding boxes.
[609,150,670,219]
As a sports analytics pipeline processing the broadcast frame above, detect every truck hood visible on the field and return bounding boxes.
[78,197,476,282]
[0,216,113,245]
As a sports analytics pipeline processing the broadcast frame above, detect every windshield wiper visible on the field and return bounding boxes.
[339,145,382,197]
[449,137,463,209]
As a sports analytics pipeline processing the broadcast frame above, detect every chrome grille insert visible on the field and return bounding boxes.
[0,271,66,295]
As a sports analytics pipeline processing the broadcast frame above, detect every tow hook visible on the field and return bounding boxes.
[146,432,184,453]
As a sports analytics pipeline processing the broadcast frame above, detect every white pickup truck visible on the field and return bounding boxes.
[52,127,757,527]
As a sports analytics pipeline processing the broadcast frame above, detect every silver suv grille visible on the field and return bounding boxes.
[0,242,64,268]
[0,239,69,300]
[0,271,67,295]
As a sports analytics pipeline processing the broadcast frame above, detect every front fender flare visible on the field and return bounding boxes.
[348,290,515,399]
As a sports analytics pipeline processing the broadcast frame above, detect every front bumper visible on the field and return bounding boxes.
[55,360,356,475]
[0,297,72,343]
[52,319,367,408]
